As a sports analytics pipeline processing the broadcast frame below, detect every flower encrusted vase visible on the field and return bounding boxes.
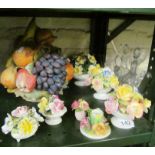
[93,88,111,101]
[74,74,91,87]
[75,110,86,121]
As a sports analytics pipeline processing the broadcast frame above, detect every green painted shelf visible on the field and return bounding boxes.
[0,81,153,147]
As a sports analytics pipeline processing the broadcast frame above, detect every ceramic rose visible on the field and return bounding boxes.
[11,106,28,118]
[80,117,90,129]
[71,100,80,110]
[49,98,65,114]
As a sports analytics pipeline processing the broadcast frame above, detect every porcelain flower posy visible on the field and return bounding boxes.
[71,99,90,112]
[72,54,98,76]
[105,84,151,119]
[79,108,111,139]
[1,106,44,142]
[38,95,66,116]
[38,95,67,125]
[91,67,119,92]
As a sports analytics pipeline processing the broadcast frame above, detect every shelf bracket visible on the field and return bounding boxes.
[107,19,135,43]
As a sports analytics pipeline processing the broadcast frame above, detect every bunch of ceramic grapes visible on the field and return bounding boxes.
[32,54,67,94]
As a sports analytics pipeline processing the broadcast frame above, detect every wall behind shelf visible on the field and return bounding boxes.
[0,17,90,72]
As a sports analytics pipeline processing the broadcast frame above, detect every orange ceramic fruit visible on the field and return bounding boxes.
[66,63,74,81]
[0,66,17,89]
[13,47,34,67]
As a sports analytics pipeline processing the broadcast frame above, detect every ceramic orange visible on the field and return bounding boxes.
[13,47,34,67]
[66,63,74,81]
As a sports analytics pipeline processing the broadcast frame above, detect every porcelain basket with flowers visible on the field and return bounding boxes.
[72,54,101,87]
[104,84,151,129]
[38,95,67,126]
[91,67,119,100]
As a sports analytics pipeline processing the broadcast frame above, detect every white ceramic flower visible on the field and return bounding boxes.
[31,107,44,122]
[1,114,14,134]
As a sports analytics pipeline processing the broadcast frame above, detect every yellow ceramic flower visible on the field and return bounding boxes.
[77,56,85,65]
[18,117,33,135]
[74,65,83,75]
[119,104,127,114]
[109,75,119,89]
[77,56,82,62]
[92,122,107,136]
[127,101,144,119]
[144,98,151,109]
[88,54,96,64]
[88,64,101,76]
[79,99,87,108]
[116,84,133,101]
[132,92,143,101]
[38,97,48,113]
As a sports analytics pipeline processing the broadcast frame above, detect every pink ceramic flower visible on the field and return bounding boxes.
[11,106,28,118]
[71,100,80,110]
[80,117,90,128]
[105,97,119,114]
[50,98,64,114]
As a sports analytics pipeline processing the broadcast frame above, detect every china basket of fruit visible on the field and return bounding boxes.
[0,46,73,103]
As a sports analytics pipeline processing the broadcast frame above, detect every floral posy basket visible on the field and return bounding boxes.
[104,84,151,129]
[1,106,44,142]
